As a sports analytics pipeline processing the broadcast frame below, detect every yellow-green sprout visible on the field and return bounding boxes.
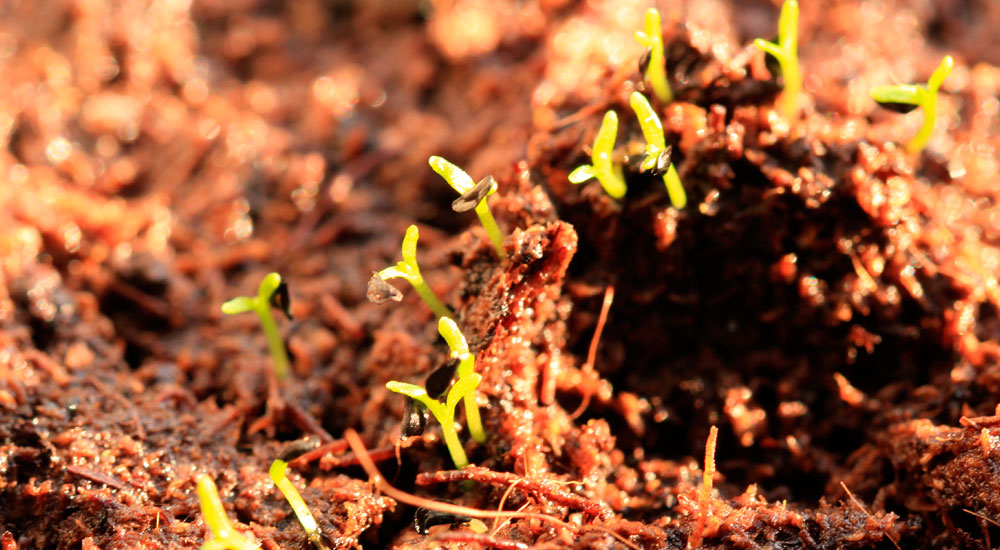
[196,475,258,550]
[753,0,801,121]
[568,111,627,199]
[270,450,329,550]
[221,272,292,380]
[368,224,454,319]
[386,371,483,468]
[438,317,485,444]
[871,55,954,153]
[629,91,686,209]
[634,8,672,104]
[429,156,507,260]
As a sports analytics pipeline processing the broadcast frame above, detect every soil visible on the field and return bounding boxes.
[2,0,1000,549]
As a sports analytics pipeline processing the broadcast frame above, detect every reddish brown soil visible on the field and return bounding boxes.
[2,1,1000,549]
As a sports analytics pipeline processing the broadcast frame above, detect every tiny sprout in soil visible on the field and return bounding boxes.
[568,110,627,199]
[438,316,486,444]
[196,475,258,550]
[629,91,686,209]
[871,54,954,153]
[634,8,672,103]
[386,370,483,468]
[221,272,292,380]
[753,0,801,121]
[429,155,507,260]
[369,224,454,318]
[270,439,330,550]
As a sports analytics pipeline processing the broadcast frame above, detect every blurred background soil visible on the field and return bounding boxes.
[2,0,1000,548]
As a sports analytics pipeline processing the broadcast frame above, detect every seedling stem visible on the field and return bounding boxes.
[870,55,954,153]
[196,475,258,550]
[629,91,687,209]
[221,272,291,380]
[429,156,507,260]
[387,371,482,468]
[376,225,454,318]
[753,0,801,121]
[568,111,627,199]
[634,8,673,103]
[270,458,328,550]
[439,317,486,444]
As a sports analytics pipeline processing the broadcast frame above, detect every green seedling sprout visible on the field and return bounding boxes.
[270,442,330,550]
[221,272,292,380]
[634,8,672,103]
[369,224,454,318]
[629,91,686,209]
[438,316,486,444]
[568,111,627,199]
[753,0,801,121]
[386,371,483,468]
[870,55,954,153]
[428,156,507,260]
[196,475,258,550]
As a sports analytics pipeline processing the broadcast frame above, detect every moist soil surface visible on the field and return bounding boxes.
[2,1,1000,549]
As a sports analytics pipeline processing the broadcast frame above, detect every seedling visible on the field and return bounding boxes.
[629,91,686,209]
[568,111,627,199]
[196,475,258,550]
[753,0,801,120]
[871,55,954,153]
[368,224,454,318]
[386,371,483,468]
[438,316,486,444]
[429,156,507,260]
[270,440,329,550]
[634,8,672,103]
[221,272,292,380]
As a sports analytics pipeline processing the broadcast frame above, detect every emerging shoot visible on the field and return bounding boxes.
[871,55,954,153]
[629,91,686,209]
[270,440,329,550]
[428,156,507,260]
[438,316,486,444]
[369,225,454,318]
[221,272,292,380]
[634,8,672,103]
[196,475,258,550]
[753,0,801,121]
[386,371,483,468]
[568,111,627,199]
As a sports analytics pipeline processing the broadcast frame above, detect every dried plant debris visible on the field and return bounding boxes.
[366,272,404,304]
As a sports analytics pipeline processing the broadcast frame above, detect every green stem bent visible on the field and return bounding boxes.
[753,0,801,121]
[270,460,321,541]
[196,475,257,550]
